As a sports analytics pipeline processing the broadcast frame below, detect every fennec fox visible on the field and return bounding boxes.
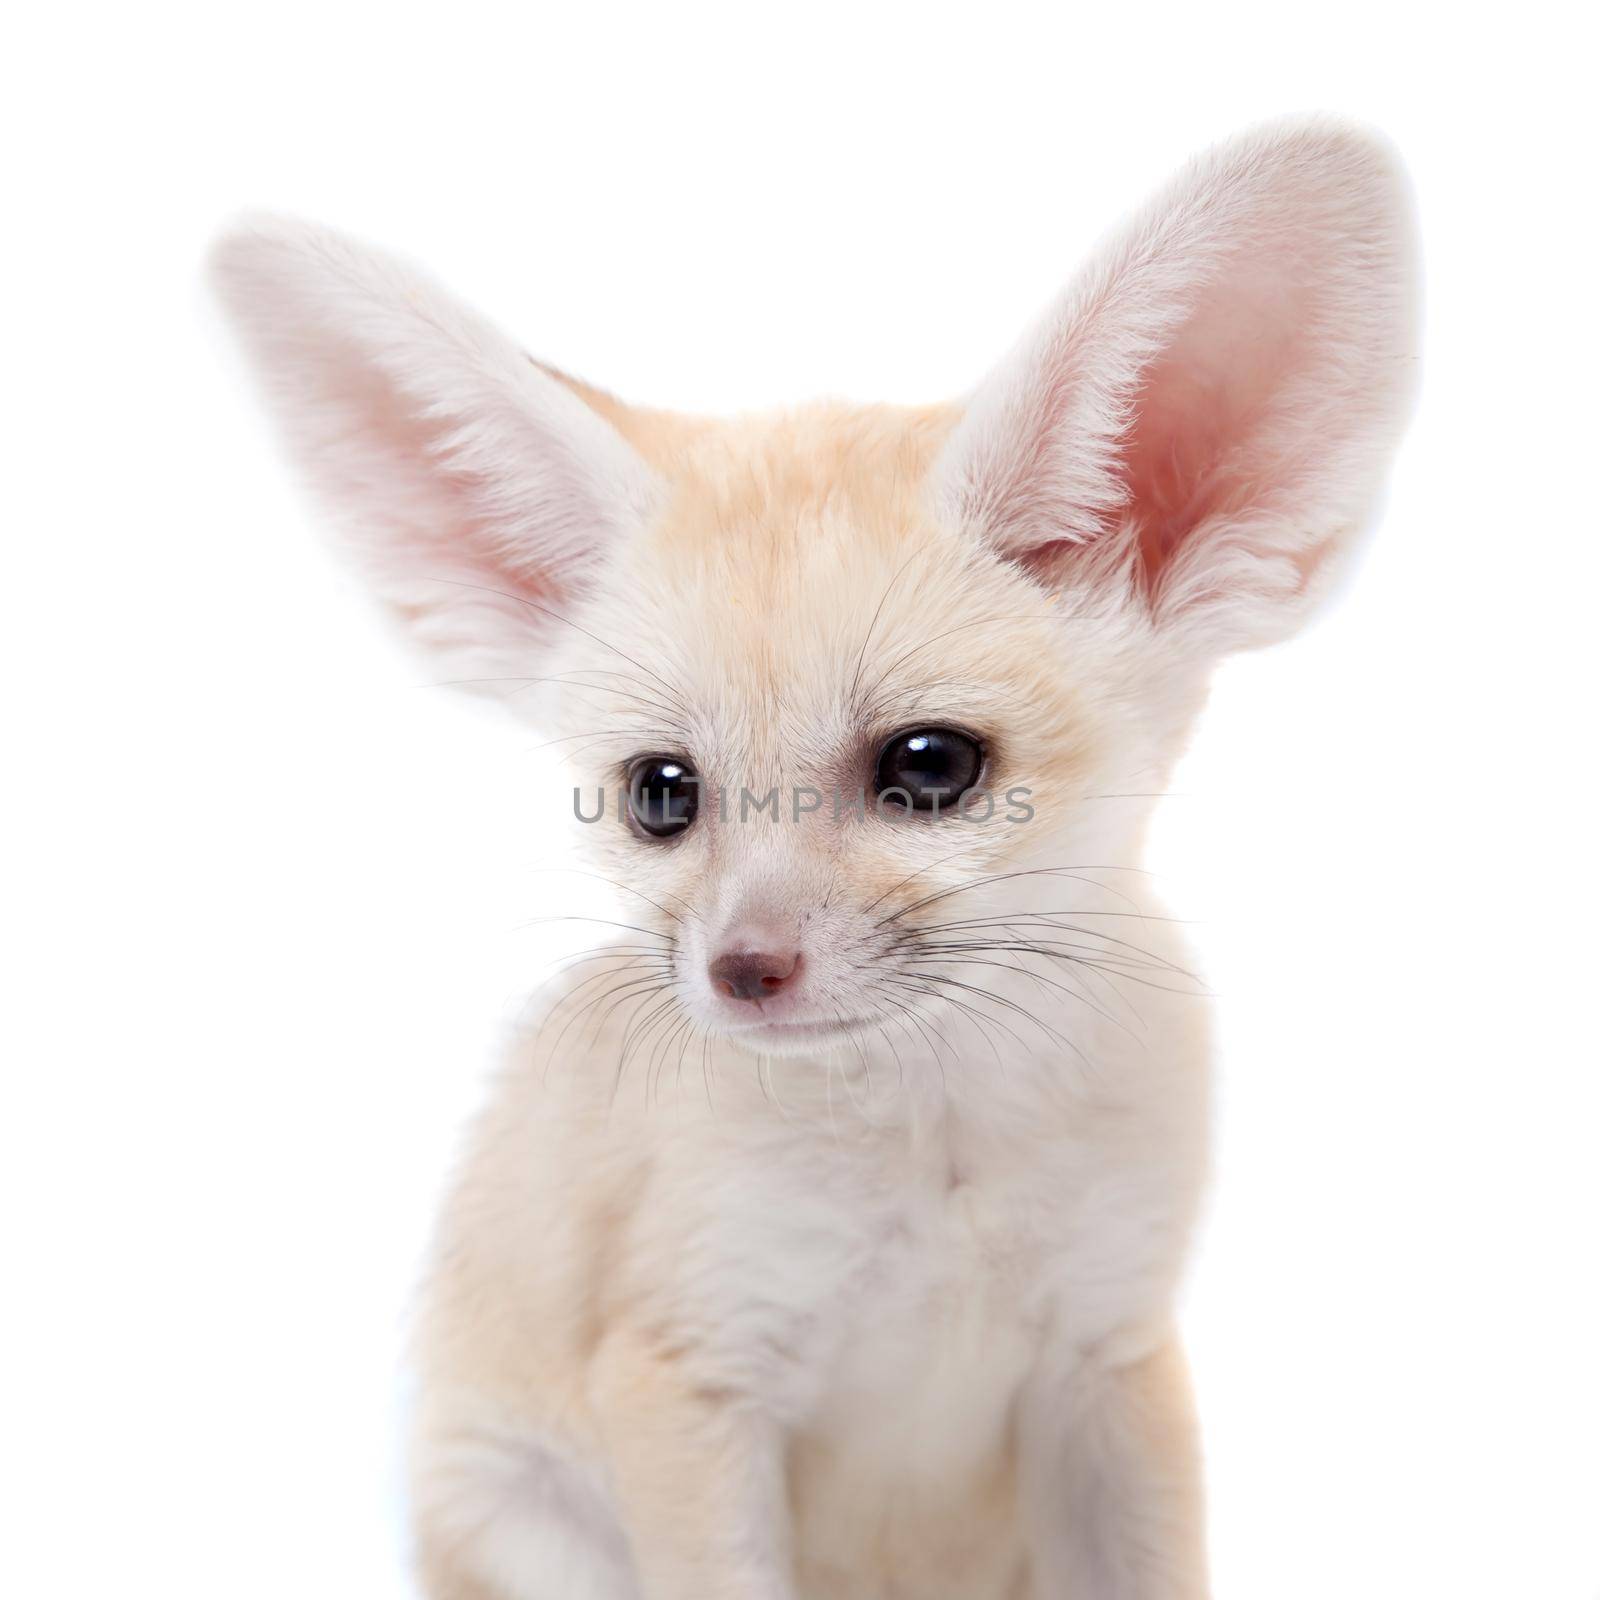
[214,118,1417,1600]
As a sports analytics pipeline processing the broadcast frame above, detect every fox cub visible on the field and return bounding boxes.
[215,118,1417,1600]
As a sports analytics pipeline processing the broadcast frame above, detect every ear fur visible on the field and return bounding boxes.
[933,117,1419,652]
[210,216,659,680]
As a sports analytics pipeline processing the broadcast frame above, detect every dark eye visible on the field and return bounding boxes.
[874,727,984,814]
[626,755,700,839]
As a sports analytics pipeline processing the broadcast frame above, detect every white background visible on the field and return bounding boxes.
[5,5,1596,1596]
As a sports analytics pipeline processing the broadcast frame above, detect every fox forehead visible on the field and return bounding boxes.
[556,379,960,555]
[564,397,1100,782]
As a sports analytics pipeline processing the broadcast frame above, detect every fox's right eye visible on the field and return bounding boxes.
[626,755,700,839]
[874,727,984,814]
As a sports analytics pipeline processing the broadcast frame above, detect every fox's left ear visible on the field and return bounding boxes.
[933,118,1419,652]
[211,217,660,683]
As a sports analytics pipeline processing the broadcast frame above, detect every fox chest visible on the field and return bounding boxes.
[780,1171,1054,1598]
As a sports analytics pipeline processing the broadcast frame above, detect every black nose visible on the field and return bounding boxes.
[708,949,800,1002]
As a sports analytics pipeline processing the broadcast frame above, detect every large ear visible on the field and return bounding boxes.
[932,118,1419,652]
[211,217,660,681]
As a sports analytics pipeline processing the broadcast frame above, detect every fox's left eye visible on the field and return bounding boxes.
[627,755,700,839]
[874,727,984,813]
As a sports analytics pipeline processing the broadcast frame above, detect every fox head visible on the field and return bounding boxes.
[213,120,1416,1062]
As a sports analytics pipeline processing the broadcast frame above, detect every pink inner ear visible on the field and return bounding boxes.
[313,358,544,604]
[310,339,566,612]
[1121,258,1316,597]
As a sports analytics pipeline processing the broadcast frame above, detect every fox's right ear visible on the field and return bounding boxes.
[210,217,659,682]
[931,119,1418,657]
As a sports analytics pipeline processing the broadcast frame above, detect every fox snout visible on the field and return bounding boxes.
[708,947,802,1005]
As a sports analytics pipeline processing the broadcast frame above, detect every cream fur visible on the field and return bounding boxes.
[212,117,1417,1600]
